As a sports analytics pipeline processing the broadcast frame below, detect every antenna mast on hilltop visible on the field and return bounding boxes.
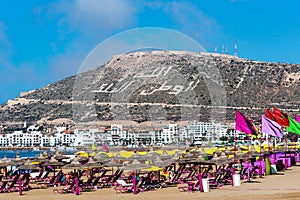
[234,40,238,57]
[214,44,217,53]
[222,45,224,54]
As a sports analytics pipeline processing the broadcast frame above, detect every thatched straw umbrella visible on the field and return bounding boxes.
[17,159,40,171]
[160,149,172,160]
[123,159,150,195]
[249,145,260,157]
[224,147,234,156]
[235,148,248,160]
[43,156,65,176]
[53,150,69,161]
[31,153,49,163]
[94,152,109,163]
[83,157,103,177]
[0,155,10,177]
[62,157,84,170]
[10,153,24,165]
[210,153,220,163]
[181,151,195,161]
[112,151,126,164]
[129,152,147,162]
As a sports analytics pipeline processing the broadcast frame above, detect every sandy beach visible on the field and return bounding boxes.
[2,164,300,200]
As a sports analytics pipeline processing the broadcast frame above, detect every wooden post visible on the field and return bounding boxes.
[18,178,22,196]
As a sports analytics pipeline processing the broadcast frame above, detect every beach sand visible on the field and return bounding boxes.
[3,165,300,200]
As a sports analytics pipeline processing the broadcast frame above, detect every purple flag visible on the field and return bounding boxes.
[295,114,300,123]
[261,115,282,138]
[235,110,257,135]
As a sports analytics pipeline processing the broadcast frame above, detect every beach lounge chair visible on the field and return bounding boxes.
[53,180,76,194]
[114,179,146,194]
[3,173,20,192]
[98,169,124,188]
[177,180,199,193]
[9,176,32,192]
[0,181,8,193]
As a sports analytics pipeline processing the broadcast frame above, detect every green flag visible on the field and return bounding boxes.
[287,116,300,134]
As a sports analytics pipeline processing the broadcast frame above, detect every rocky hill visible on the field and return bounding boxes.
[0,51,299,127]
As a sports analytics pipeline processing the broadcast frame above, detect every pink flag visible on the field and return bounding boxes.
[235,110,257,135]
[295,114,300,123]
[102,143,109,153]
[261,115,282,138]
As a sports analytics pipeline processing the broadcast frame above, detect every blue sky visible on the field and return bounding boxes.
[0,0,300,104]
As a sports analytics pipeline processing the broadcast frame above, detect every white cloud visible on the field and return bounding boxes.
[32,0,140,81]
[165,2,220,37]
[48,0,138,35]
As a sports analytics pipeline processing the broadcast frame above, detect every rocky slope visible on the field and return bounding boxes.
[0,51,299,127]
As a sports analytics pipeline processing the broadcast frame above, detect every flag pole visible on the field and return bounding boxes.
[259,136,262,178]
[274,136,277,163]
[247,135,251,182]
[284,128,288,170]
[294,134,297,162]
[259,116,262,178]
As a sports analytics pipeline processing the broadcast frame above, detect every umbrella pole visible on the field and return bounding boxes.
[75,176,79,195]
[133,171,137,195]
[232,130,237,186]
[18,178,22,196]
[198,172,203,192]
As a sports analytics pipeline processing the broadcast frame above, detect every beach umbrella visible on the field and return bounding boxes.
[143,147,157,161]
[179,152,195,164]
[42,150,49,158]
[250,145,260,157]
[104,158,124,168]
[160,149,172,160]
[76,155,89,163]
[123,159,150,171]
[129,152,147,162]
[10,153,24,165]
[191,154,206,163]
[150,155,168,168]
[0,155,10,167]
[43,156,65,166]
[53,150,69,161]
[210,153,220,163]
[217,152,233,165]
[235,148,248,160]
[198,148,209,158]
[214,149,221,156]
[43,156,65,176]
[123,159,150,195]
[75,151,89,158]
[82,157,103,178]
[0,155,10,177]
[31,153,49,163]
[83,157,103,169]
[113,151,126,163]
[94,152,109,163]
[17,159,40,170]
[62,157,84,170]
[224,147,234,156]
